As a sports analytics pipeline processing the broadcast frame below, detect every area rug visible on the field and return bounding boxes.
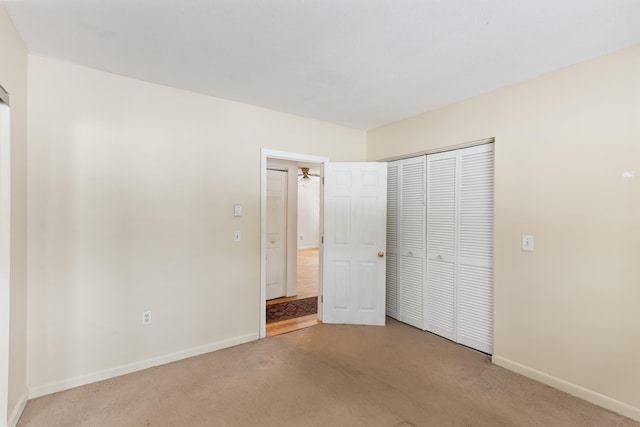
[266,297,318,323]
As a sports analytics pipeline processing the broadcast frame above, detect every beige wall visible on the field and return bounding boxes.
[368,45,640,419]
[0,5,29,426]
[27,55,366,395]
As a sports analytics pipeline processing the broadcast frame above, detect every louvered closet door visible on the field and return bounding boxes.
[385,161,399,319]
[457,144,494,354]
[425,151,457,341]
[398,157,426,329]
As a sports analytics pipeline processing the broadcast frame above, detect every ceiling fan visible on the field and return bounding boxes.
[298,167,320,180]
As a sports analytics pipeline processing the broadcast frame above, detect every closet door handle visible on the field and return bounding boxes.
[378,251,385,258]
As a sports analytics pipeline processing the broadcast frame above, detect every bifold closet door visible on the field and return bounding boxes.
[398,157,426,329]
[425,143,494,354]
[385,161,399,319]
[457,144,494,354]
[425,151,457,340]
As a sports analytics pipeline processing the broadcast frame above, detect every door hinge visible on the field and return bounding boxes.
[321,295,323,303]
[322,177,324,184]
[321,235,324,244]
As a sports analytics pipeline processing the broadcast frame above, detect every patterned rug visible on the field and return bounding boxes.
[266,296,318,323]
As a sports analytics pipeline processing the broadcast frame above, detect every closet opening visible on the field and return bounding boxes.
[385,138,495,354]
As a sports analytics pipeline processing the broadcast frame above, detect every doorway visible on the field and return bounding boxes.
[260,150,328,338]
[266,163,322,336]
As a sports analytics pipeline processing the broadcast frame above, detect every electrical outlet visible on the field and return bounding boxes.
[142,310,152,325]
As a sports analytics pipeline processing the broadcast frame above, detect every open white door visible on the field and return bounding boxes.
[322,162,387,325]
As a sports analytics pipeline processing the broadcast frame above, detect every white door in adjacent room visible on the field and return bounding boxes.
[266,168,287,300]
[322,162,387,325]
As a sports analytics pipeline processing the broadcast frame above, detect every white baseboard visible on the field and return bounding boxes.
[29,333,259,399]
[8,388,27,427]
[492,355,640,422]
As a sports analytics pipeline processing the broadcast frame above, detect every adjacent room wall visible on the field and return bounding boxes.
[26,54,366,396]
[368,45,640,420]
[0,5,29,426]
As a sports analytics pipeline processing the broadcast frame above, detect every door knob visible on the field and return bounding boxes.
[378,251,385,258]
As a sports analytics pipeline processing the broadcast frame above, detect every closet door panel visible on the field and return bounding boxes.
[399,157,426,329]
[458,265,493,353]
[459,146,494,267]
[457,144,494,353]
[425,152,457,340]
[426,257,455,339]
[399,256,424,328]
[385,161,399,319]
[385,252,398,319]
[400,159,426,257]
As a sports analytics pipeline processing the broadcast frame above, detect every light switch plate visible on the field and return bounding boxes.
[522,235,534,251]
[142,310,151,325]
[233,204,243,217]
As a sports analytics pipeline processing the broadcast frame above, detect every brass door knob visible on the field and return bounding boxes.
[378,251,385,258]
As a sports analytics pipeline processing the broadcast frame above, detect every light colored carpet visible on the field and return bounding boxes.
[18,319,639,426]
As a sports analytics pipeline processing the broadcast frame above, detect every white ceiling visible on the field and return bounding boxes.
[4,0,640,130]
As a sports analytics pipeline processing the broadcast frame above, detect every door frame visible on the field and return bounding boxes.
[0,96,11,425]
[260,149,328,338]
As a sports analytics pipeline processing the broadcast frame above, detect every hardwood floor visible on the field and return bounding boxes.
[266,248,320,337]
